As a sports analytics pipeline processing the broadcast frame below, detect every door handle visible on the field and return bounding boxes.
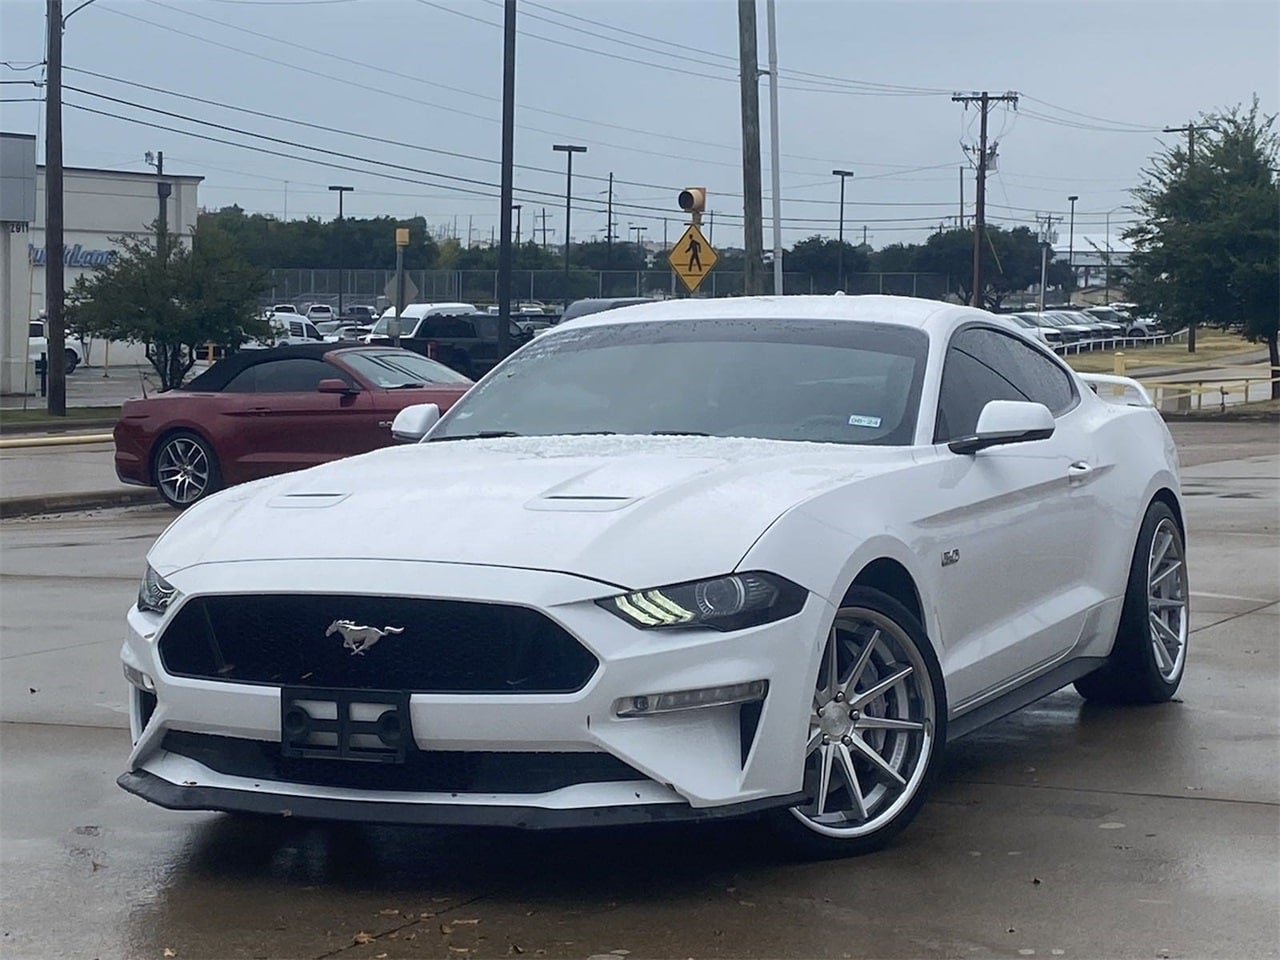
[1067,460,1093,483]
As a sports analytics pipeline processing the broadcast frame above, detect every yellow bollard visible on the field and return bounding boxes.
[1113,352,1126,376]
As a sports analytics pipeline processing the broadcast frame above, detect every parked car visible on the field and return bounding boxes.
[560,297,655,324]
[1004,312,1063,346]
[305,304,336,324]
[113,344,472,508]
[28,319,81,373]
[365,303,533,377]
[338,305,379,326]
[245,316,325,348]
[119,295,1188,857]
[1086,306,1157,337]
[269,304,299,315]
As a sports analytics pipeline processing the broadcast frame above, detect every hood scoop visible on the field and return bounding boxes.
[268,492,352,509]
[526,494,636,513]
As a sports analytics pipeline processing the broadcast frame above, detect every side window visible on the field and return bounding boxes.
[249,358,337,393]
[956,328,1077,415]
[223,366,257,392]
[289,321,303,338]
[934,327,1078,442]
[427,316,476,338]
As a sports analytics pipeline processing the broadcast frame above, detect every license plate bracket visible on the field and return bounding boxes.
[280,687,410,763]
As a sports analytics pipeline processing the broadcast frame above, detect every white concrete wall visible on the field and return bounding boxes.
[0,166,202,395]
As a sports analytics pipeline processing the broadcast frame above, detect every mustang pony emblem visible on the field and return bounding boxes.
[325,619,405,655]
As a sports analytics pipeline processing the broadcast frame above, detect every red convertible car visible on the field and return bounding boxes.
[114,344,472,508]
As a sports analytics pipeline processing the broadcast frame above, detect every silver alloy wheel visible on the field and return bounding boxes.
[1147,516,1189,682]
[790,606,936,839]
[156,436,212,506]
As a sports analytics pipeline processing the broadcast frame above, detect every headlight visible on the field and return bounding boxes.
[137,564,178,614]
[599,572,805,632]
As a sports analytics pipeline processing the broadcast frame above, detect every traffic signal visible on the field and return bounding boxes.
[677,188,706,214]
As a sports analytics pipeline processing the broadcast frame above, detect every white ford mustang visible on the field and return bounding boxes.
[120,295,1189,856]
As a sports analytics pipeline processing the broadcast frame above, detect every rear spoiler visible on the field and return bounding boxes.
[1078,373,1154,408]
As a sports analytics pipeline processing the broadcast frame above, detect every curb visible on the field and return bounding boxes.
[1161,411,1280,424]
[0,488,162,518]
[0,419,118,437]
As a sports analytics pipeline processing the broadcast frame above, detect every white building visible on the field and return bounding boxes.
[1,132,202,395]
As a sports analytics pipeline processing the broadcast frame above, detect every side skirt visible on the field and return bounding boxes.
[946,657,1106,741]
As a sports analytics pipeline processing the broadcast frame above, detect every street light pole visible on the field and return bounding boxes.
[1067,195,1078,298]
[832,169,853,292]
[553,144,587,306]
[328,185,353,317]
[512,204,522,247]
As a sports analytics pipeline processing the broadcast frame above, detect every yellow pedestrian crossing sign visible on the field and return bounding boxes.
[668,222,718,293]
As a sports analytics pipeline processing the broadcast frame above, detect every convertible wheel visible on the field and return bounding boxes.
[770,587,945,858]
[1075,501,1188,704]
[154,432,221,509]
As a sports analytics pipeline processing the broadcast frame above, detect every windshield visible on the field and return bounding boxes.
[339,350,473,386]
[430,318,928,446]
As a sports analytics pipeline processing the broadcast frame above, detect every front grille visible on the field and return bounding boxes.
[158,594,598,693]
[162,731,646,793]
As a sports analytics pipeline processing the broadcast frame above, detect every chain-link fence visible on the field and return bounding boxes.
[264,269,951,309]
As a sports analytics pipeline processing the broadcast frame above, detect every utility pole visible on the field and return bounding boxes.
[496,0,516,360]
[45,0,66,415]
[765,0,782,295]
[952,90,1018,308]
[1163,123,1200,163]
[862,225,868,247]
[1164,122,1202,353]
[145,151,170,258]
[1036,213,1060,313]
[959,166,965,229]
[738,0,764,296]
[606,172,614,265]
[538,208,550,251]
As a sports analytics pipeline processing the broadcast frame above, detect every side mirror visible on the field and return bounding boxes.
[390,402,441,442]
[948,400,1054,455]
[318,378,358,395]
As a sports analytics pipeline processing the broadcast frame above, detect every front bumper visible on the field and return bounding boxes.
[121,558,831,827]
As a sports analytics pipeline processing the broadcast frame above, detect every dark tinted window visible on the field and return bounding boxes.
[222,358,341,394]
[935,327,1077,442]
[418,317,476,338]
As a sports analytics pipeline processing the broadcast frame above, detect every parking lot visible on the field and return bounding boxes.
[0,421,1275,958]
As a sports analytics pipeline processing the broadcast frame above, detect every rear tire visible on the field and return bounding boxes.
[1075,501,1188,704]
[768,587,946,858]
[154,431,222,509]
[64,349,79,374]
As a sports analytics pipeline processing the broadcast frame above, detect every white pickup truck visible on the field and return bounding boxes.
[28,320,81,373]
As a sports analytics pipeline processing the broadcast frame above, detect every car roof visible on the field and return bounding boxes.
[182,344,413,391]
[380,302,479,320]
[556,294,989,332]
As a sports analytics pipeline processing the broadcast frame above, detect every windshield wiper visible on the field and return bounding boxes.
[650,430,711,436]
[386,382,427,389]
[427,430,522,442]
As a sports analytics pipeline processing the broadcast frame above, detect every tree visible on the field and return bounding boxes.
[1125,98,1279,385]
[66,222,268,390]
[782,236,869,292]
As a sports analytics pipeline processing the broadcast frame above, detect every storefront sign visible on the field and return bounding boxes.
[28,244,118,268]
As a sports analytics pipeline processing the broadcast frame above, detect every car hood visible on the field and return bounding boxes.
[151,435,918,588]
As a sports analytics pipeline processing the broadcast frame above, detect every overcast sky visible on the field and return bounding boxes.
[1,0,1276,249]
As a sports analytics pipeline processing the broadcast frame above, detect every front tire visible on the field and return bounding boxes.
[64,349,79,374]
[154,431,221,509]
[769,587,946,858]
[1075,501,1188,704]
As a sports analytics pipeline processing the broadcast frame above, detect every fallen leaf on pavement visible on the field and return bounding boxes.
[353,932,375,945]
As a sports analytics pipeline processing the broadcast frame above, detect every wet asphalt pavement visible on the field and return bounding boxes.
[1,422,1277,960]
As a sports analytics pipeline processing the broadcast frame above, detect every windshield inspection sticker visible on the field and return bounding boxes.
[848,414,882,428]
